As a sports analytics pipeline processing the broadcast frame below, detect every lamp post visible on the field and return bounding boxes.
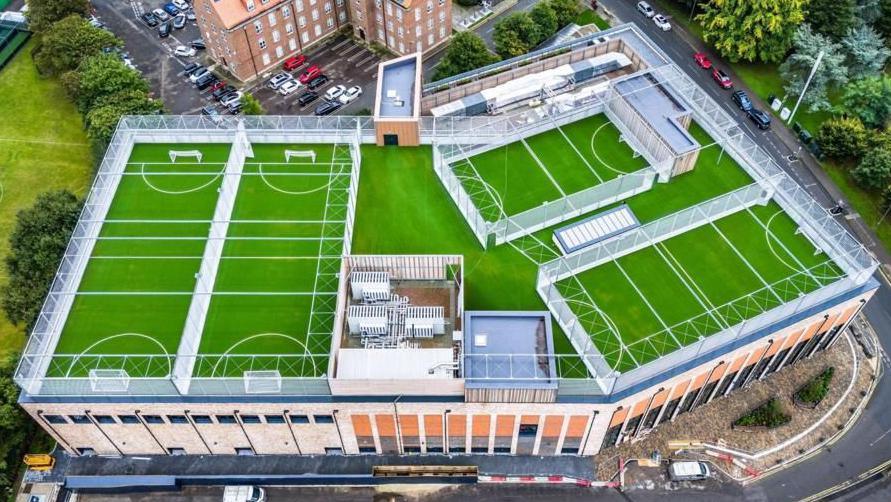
[788,50,825,124]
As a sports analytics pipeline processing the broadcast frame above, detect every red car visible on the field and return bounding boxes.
[693,52,711,69]
[209,80,226,92]
[299,65,322,84]
[712,68,733,89]
[283,54,306,71]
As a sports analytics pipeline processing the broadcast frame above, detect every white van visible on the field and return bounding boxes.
[668,461,710,481]
[637,1,656,18]
[223,485,266,502]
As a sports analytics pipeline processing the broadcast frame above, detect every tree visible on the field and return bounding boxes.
[548,0,581,28]
[853,147,891,189]
[26,0,90,34]
[842,76,891,128]
[2,191,81,331]
[530,3,559,46]
[432,31,500,81]
[240,93,265,115]
[860,0,883,24]
[808,0,857,40]
[85,90,163,145]
[696,0,808,63]
[32,15,120,76]
[779,25,849,112]
[493,12,540,58]
[817,117,869,159]
[881,183,891,212]
[0,353,40,492]
[73,54,149,113]
[877,0,891,41]
[841,25,891,80]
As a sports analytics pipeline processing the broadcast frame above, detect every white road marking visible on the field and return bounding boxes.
[869,426,891,447]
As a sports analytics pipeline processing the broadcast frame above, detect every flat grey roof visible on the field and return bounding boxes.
[379,58,417,118]
[463,311,557,389]
[614,73,699,155]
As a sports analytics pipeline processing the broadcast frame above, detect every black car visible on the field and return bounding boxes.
[158,22,172,38]
[731,90,753,112]
[307,74,329,90]
[314,99,342,116]
[297,91,319,106]
[141,12,159,27]
[183,62,201,75]
[227,102,243,115]
[196,74,218,90]
[191,39,206,50]
[747,108,771,130]
[213,85,237,100]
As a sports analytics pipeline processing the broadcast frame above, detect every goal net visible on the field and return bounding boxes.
[284,149,316,163]
[244,370,282,394]
[89,369,131,392]
[169,150,203,163]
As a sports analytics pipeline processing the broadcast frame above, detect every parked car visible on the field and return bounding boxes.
[299,65,322,84]
[731,90,753,111]
[121,54,136,70]
[227,101,243,114]
[213,85,237,100]
[283,54,307,71]
[268,72,294,90]
[183,62,201,75]
[209,80,227,92]
[747,108,771,130]
[190,39,206,50]
[637,1,655,18]
[158,22,172,38]
[223,485,266,502]
[88,15,105,29]
[174,45,196,57]
[324,84,346,101]
[173,14,186,29]
[668,461,710,482]
[653,14,671,31]
[201,106,224,125]
[314,99,342,116]
[172,0,189,10]
[152,8,170,21]
[338,85,362,104]
[711,68,733,89]
[693,52,712,69]
[186,10,196,21]
[189,67,209,83]
[141,12,159,27]
[278,80,302,96]
[196,74,218,90]
[297,91,319,106]
[221,91,243,107]
[163,3,180,16]
[307,74,329,90]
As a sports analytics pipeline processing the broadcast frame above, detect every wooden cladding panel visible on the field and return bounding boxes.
[399,415,419,436]
[471,415,491,436]
[424,415,443,436]
[542,416,564,437]
[495,415,515,436]
[609,408,628,428]
[448,415,467,435]
[351,415,372,436]
[566,416,588,437]
[375,415,396,437]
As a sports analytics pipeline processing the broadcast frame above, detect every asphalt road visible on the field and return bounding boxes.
[599,0,891,499]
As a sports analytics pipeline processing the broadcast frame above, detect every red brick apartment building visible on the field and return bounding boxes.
[193,0,452,81]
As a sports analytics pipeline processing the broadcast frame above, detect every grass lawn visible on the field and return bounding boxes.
[576,8,610,30]
[0,44,92,357]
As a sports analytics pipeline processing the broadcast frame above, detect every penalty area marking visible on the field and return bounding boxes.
[140,162,226,195]
[589,122,638,177]
[210,332,320,377]
[64,332,172,378]
[763,210,844,283]
[257,161,350,196]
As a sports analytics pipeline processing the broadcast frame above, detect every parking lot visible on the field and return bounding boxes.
[91,0,381,115]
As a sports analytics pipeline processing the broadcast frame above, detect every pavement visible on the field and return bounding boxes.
[598,0,891,499]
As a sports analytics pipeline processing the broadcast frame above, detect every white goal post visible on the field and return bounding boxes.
[244,370,282,394]
[284,149,316,163]
[89,369,131,392]
[169,150,204,163]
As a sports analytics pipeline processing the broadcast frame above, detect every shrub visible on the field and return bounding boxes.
[734,398,791,428]
[852,146,891,190]
[795,367,835,404]
[817,117,868,160]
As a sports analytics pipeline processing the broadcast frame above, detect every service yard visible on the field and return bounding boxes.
[91,0,380,115]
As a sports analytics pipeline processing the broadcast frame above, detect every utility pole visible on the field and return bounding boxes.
[688,0,699,22]
[788,50,824,124]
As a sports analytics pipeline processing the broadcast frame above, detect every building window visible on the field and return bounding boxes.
[415,26,421,37]
[312,9,319,20]
[427,1,432,13]
[254,20,263,34]
[358,446,376,453]
[310,0,317,4]
[313,414,334,424]
[325,2,332,13]
[439,26,445,38]
[268,12,277,26]
[216,415,237,424]
[376,13,382,23]
[339,10,346,21]
[315,24,322,36]
[276,46,284,57]
[375,0,381,7]
[246,0,256,10]
[386,3,392,15]
[327,17,333,27]
[94,415,115,424]
[167,415,188,424]
[192,415,213,424]
[302,32,310,43]
[417,39,423,51]
[42,415,66,425]
[449,446,465,453]
[168,447,186,455]
[68,415,91,424]
[289,38,297,50]
[377,28,384,40]
[259,38,267,49]
[388,35,395,47]
[396,9,402,21]
[283,6,291,17]
[398,41,404,52]
[427,18,432,29]
[438,11,444,21]
[272,30,280,43]
[518,424,538,437]
[427,33,433,45]
[118,415,140,424]
[299,15,306,27]
[236,447,255,455]
[297,0,304,9]
[241,415,262,424]
[143,415,164,424]
[325,448,344,455]
[415,9,420,21]
[387,21,392,30]
[397,27,403,37]
[286,23,293,33]
[265,415,286,424]
[289,414,310,424]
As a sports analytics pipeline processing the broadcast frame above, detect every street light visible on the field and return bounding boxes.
[788,50,824,124]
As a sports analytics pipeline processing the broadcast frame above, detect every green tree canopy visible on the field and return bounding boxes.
[432,31,500,81]
[84,90,163,145]
[240,94,265,115]
[73,54,149,113]
[841,25,891,80]
[842,76,891,128]
[548,0,582,28]
[817,117,869,159]
[696,0,808,63]
[853,147,891,189]
[779,24,849,112]
[808,0,857,40]
[530,3,559,46]
[493,12,540,58]
[2,191,81,331]
[32,15,121,77]
[26,0,90,34]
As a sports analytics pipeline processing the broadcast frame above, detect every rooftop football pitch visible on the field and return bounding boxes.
[50,142,352,378]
